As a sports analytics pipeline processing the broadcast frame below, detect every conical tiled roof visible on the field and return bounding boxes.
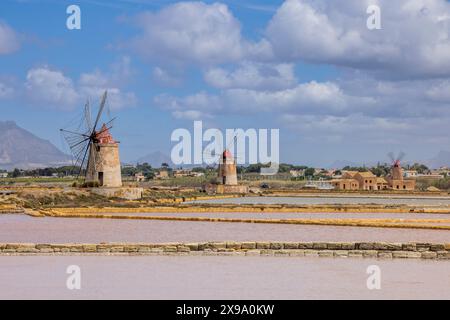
[96,124,116,144]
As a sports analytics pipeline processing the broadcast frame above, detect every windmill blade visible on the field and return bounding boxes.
[77,141,91,179]
[388,152,395,163]
[85,141,97,178]
[397,151,406,162]
[60,128,90,138]
[92,91,108,134]
[84,99,93,132]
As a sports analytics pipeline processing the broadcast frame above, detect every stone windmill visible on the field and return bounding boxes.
[60,91,122,188]
[218,149,238,185]
[388,151,405,180]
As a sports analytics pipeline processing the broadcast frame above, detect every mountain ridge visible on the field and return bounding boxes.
[0,121,71,170]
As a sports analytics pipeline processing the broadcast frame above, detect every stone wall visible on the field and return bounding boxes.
[90,187,143,200]
[1,242,449,260]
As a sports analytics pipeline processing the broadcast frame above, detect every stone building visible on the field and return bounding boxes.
[332,171,389,191]
[376,177,389,190]
[154,170,169,179]
[353,172,378,191]
[86,124,122,188]
[331,178,359,190]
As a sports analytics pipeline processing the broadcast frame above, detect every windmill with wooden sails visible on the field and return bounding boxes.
[60,91,122,188]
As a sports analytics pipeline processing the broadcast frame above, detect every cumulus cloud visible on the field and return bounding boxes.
[280,113,450,146]
[25,67,80,109]
[204,62,297,90]
[140,1,450,151]
[154,92,223,120]
[0,22,20,54]
[152,67,182,87]
[24,57,136,110]
[153,80,376,120]
[266,0,450,78]
[130,2,271,65]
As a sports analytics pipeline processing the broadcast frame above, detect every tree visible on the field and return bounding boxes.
[12,168,21,178]
[304,168,315,177]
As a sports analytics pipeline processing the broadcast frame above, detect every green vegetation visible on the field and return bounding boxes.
[416,177,450,191]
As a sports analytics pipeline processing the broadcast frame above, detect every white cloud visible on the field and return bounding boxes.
[25,67,80,109]
[130,2,271,65]
[153,80,376,120]
[204,62,297,90]
[266,0,450,78]
[152,67,182,87]
[0,22,20,54]
[78,57,137,110]
[223,81,375,115]
[154,92,222,119]
[24,57,136,110]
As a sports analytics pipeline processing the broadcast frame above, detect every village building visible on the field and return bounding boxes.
[353,171,378,191]
[332,170,397,191]
[135,172,145,182]
[376,177,389,190]
[172,169,204,178]
[403,170,418,178]
[154,170,169,180]
[331,178,359,190]
[289,169,304,178]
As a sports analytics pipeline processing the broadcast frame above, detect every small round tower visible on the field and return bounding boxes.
[391,160,403,180]
[218,150,238,185]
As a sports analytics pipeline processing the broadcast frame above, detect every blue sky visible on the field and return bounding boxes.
[1,0,450,166]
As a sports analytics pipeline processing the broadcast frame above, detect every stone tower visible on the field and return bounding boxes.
[86,124,122,187]
[218,149,238,185]
[391,161,403,180]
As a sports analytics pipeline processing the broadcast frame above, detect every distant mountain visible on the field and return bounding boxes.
[427,150,450,169]
[0,121,71,170]
[135,151,173,168]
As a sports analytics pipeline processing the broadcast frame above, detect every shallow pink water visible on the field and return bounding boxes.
[0,256,448,299]
[98,211,450,220]
[0,215,449,243]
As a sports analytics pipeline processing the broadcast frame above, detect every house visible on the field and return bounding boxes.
[290,170,304,178]
[403,170,418,178]
[135,172,145,182]
[0,172,8,178]
[331,179,359,190]
[334,171,387,191]
[154,170,169,180]
[353,172,378,191]
[173,169,191,178]
[376,177,389,190]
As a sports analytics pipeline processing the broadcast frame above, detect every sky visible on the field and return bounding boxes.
[0,0,450,167]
